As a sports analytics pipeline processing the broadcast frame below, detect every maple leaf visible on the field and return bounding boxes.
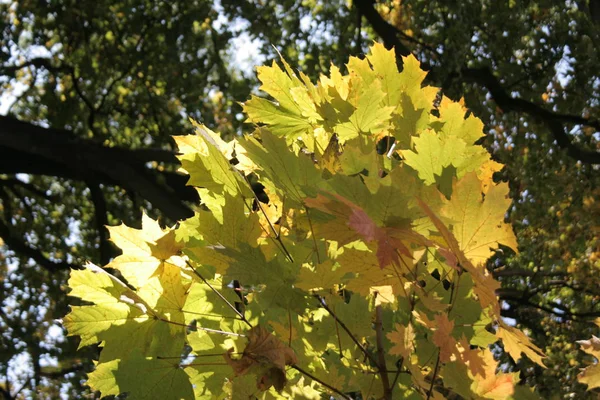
[306,191,430,268]
[387,323,415,359]
[87,350,194,400]
[243,59,314,140]
[224,326,297,392]
[334,79,395,142]
[576,336,600,389]
[240,129,321,206]
[458,339,487,379]
[401,129,468,185]
[416,197,502,316]
[432,314,456,362]
[64,263,186,364]
[441,173,518,266]
[437,96,486,144]
[106,212,184,288]
[174,122,252,201]
[470,348,516,399]
[295,260,347,293]
[497,321,546,367]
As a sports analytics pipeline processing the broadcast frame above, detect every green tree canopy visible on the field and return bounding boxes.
[0,0,598,398]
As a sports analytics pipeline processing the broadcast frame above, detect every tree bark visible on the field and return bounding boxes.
[0,115,198,221]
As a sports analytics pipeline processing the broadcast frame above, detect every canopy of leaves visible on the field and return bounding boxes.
[64,44,545,399]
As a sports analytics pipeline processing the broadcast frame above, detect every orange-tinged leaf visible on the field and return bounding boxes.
[457,336,486,378]
[387,323,415,358]
[225,326,297,392]
[471,348,516,399]
[306,192,429,268]
[497,322,546,367]
[577,336,600,389]
[432,314,456,362]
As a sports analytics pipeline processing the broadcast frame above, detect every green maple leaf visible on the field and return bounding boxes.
[64,264,185,363]
[401,129,467,186]
[243,59,316,140]
[174,122,252,201]
[334,79,394,142]
[240,129,321,205]
[87,351,194,400]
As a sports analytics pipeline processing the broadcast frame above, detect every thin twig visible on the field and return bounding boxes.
[427,353,441,400]
[314,294,379,367]
[185,260,252,328]
[375,303,392,399]
[304,206,321,264]
[291,365,352,400]
[242,175,294,262]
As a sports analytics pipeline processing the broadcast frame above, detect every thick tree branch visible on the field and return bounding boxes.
[87,181,112,265]
[0,116,198,221]
[354,0,600,164]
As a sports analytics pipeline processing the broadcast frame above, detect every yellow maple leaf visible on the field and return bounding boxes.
[496,321,546,367]
[416,197,502,317]
[577,336,600,389]
[477,159,504,194]
[295,260,346,293]
[107,213,184,288]
[441,173,518,266]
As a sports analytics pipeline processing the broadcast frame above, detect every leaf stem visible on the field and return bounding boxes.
[426,352,441,400]
[291,365,352,400]
[195,326,246,337]
[186,260,252,328]
[314,294,379,367]
[304,206,321,264]
[242,176,294,262]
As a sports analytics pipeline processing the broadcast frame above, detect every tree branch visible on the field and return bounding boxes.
[492,268,568,278]
[375,304,392,399]
[0,115,197,221]
[498,289,600,320]
[354,0,600,164]
[0,218,81,272]
[314,294,379,367]
[0,57,69,77]
[87,181,112,265]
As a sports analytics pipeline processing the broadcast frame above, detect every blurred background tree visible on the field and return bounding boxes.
[0,0,598,398]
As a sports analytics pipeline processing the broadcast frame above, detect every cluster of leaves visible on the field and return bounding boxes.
[63,43,554,398]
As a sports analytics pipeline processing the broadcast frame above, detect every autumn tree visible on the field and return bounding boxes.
[0,1,598,398]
